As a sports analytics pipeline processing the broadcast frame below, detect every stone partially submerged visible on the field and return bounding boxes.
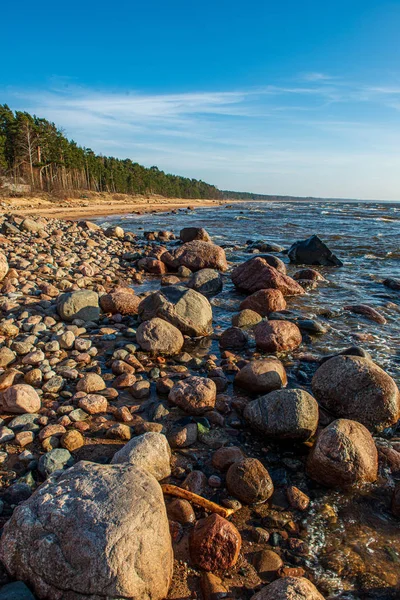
[0,461,173,600]
[288,235,343,267]
[231,257,304,295]
[162,240,228,272]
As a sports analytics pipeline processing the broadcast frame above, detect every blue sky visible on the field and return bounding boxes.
[2,0,400,199]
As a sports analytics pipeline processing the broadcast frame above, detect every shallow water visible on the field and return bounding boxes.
[96,201,400,599]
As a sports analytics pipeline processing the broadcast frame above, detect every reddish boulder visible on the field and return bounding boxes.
[162,240,227,272]
[100,289,140,315]
[168,376,216,414]
[240,289,287,316]
[189,514,241,571]
[235,358,287,394]
[293,268,326,281]
[254,320,302,352]
[137,257,167,274]
[232,257,304,296]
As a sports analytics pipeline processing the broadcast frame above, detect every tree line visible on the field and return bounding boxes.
[0,104,223,199]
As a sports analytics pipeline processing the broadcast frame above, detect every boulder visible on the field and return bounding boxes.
[244,389,319,441]
[38,448,74,477]
[307,419,378,488]
[255,254,287,274]
[343,304,386,324]
[111,432,171,480]
[189,514,241,571]
[0,462,173,600]
[57,290,100,322]
[288,235,343,266]
[0,384,41,414]
[168,376,216,414]
[99,289,140,315]
[250,577,325,600]
[138,285,213,337]
[137,257,167,274]
[21,218,45,233]
[0,252,9,281]
[254,320,302,352]
[235,358,287,394]
[219,326,248,349]
[293,268,326,281]
[187,268,223,296]
[180,227,211,243]
[226,458,274,504]
[0,346,16,368]
[232,257,304,295]
[383,277,400,291]
[232,309,262,328]
[162,240,227,272]
[136,318,184,355]
[312,356,400,432]
[240,289,287,316]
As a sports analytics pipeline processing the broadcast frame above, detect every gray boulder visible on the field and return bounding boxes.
[136,318,184,355]
[111,432,171,480]
[57,290,100,322]
[187,268,223,296]
[0,461,173,600]
[38,448,74,477]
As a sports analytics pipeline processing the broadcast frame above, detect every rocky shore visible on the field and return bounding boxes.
[0,214,399,600]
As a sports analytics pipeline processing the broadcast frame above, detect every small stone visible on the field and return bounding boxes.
[38,448,74,477]
[78,394,108,414]
[60,430,85,451]
[76,373,106,393]
[226,458,274,504]
[190,513,241,571]
[106,423,131,441]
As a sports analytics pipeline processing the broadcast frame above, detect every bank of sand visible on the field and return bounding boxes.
[0,192,230,220]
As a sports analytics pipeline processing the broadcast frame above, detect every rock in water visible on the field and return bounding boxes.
[0,252,9,281]
[312,355,400,432]
[244,389,319,441]
[168,376,216,414]
[162,240,228,272]
[240,288,287,316]
[138,285,213,337]
[187,268,223,296]
[254,320,302,352]
[307,419,378,488]
[288,235,343,266]
[180,227,211,243]
[136,318,184,355]
[57,290,100,322]
[232,257,305,295]
[235,358,287,394]
[189,514,241,571]
[111,432,171,480]
[0,461,173,600]
[250,577,326,600]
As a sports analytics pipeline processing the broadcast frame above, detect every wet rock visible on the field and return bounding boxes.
[232,309,263,328]
[57,290,100,322]
[136,317,184,355]
[180,226,211,243]
[111,432,171,480]
[163,240,228,272]
[212,446,245,471]
[189,514,241,571]
[343,303,387,324]
[254,549,283,580]
[99,288,140,315]
[138,285,213,337]
[169,376,216,414]
[187,268,223,296]
[286,485,310,511]
[288,235,343,267]
[38,448,74,477]
[0,462,173,599]
[244,389,318,441]
[0,581,35,600]
[312,356,400,432]
[105,225,124,239]
[251,577,325,600]
[293,268,326,281]
[200,572,228,600]
[219,326,248,349]
[383,277,400,291]
[307,418,378,488]
[0,252,9,281]
[240,289,287,316]
[0,384,41,414]
[254,320,302,352]
[232,257,305,296]
[235,358,287,394]
[320,345,371,363]
[226,457,274,504]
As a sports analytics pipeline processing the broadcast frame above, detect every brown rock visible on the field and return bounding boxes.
[307,419,378,489]
[293,268,326,281]
[232,309,263,328]
[0,252,9,281]
[251,577,325,600]
[201,572,228,600]
[182,470,207,495]
[61,430,85,451]
[255,549,283,580]
[78,394,108,414]
[232,257,305,295]
[168,376,216,414]
[235,358,287,394]
[99,289,140,315]
[0,384,41,414]
[254,320,302,352]
[189,514,241,571]
[76,373,106,393]
[219,327,248,349]
[137,257,167,274]
[286,486,310,511]
[136,318,184,356]
[166,499,196,524]
[240,289,287,316]
[180,227,211,243]
[163,240,228,272]
[226,458,274,504]
[344,304,387,324]
[212,446,245,472]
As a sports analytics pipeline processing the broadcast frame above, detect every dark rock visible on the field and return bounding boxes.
[288,235,343,266]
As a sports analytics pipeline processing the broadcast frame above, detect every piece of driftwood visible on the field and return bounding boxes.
[161,483,235,518]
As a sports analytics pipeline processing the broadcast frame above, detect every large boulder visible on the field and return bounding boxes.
[180,227,211,243]
[288,235,343,267]
[169,376,216,415]
[0,384,41,414]
[239,289,287,316]
[162,240,228,272]
[232,257,304,295]
[0,461,173,600]
[254,320,302,352]
[111,432,171,480]
[57,290,100,322]
[312,356,400,432]
[244,389,319,441]
[99,288,140,315]
[235,358,287,394]
[307,419,378,488]
[136,318,184,355]
[138,286,213,337]
[0,252,9,281]
[187,268,223,296]
[251,577,325,600]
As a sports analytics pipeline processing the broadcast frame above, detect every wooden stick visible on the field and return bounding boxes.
[161,483,235,519]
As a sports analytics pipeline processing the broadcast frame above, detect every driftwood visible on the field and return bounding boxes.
[161,483,236,518]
